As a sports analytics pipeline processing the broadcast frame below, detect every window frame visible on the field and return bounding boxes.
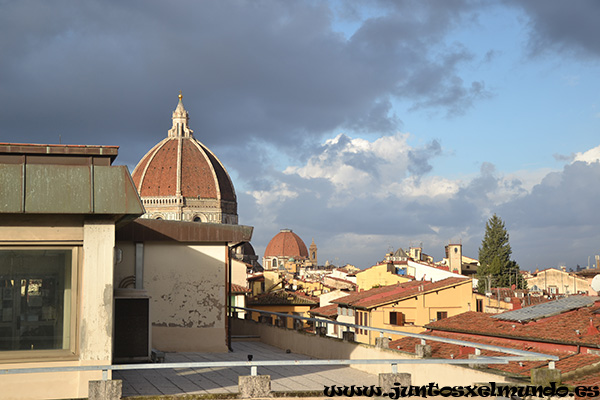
[0,245,80,362]
[389,311,405,326]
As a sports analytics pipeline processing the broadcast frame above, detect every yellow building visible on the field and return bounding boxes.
[247,270,284,296]
[332,277,473,345]
[247,291,317,329]
[355,262,411,290]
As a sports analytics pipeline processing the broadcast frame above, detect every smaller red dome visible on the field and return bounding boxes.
[264,229,308,259]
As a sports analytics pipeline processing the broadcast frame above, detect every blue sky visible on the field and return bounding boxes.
[1,0,599,271]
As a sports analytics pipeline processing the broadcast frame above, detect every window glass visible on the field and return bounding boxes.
[436,311,448,320]
[0,249,73,352]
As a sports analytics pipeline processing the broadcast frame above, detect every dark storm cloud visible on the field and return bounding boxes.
[506,0,600,59]
[0,0,491,168]
[500,161,600,230]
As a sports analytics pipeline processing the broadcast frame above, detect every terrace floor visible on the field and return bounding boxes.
[114,341,379,397]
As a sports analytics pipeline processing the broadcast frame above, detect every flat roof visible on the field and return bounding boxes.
[116,218,253,244]
[0,142,119,157]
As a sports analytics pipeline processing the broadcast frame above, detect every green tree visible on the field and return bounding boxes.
[476,214,526,293]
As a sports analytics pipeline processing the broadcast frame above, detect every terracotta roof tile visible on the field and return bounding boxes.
[389,331,600,379]
[248,291,317,306]
[309,304,338,318]
[131,137,236,201]
[333,277,470,309]
[426,301,600,346]
[264,229,309,258]
[230,283,250,293]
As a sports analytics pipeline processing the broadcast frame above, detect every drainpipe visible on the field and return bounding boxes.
[227,242,247,352]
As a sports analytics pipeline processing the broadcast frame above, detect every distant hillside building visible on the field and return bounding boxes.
[131,93,238,224]
[526,267,590,296]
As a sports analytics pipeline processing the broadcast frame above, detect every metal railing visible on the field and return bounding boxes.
[0,357,512,381]
[0,306,558,381]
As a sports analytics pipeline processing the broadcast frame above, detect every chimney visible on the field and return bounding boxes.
[587,319,599,335]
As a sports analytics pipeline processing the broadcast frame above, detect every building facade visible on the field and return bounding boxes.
[0,143,144,399]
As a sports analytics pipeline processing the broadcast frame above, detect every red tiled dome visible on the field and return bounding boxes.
[264,229,308,259]
[131,136,235,201]
[131,94,236,202]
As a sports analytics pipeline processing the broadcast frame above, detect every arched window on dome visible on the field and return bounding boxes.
[193,216,201,222]
[272,258,279,269]
[156,217,163,220]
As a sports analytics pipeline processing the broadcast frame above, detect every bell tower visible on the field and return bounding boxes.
[309,238,318,266]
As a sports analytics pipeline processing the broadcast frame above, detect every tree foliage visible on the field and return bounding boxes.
[476,214,526,293]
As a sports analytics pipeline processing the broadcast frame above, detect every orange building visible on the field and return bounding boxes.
[332,277,473,345]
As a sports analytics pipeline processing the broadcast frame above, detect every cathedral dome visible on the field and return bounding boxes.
[264,229,309,259]
[131,93,237,223]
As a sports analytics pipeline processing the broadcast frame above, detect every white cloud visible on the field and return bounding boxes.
[574,144,600,164]
[242,136,600,271]
[249,182,298,207]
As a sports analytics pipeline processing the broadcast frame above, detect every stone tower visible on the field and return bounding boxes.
[309,238,318,266]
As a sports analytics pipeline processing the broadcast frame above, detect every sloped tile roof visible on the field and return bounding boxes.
[333,277,470,309]
[309,304,338,318]
[492,296,599,322]
[230,284,250,293]
[425,300,600,346]
[247,291,317,306]
[389,331,600,379]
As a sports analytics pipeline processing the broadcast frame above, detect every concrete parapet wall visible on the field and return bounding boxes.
[232,318,515,387]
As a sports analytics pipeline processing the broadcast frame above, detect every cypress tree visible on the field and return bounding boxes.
[477,214,525,293]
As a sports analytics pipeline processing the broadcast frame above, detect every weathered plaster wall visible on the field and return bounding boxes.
[117,242,228,352]
[80,220,115,361]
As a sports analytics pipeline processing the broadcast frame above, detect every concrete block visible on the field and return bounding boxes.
[89,380,122,400]
[375,336,390,349]
[379,373,411,390]
[415,344,432,358]
[239,375,271,398]
[531,367,561,385]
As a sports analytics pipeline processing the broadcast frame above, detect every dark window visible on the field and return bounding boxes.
[389,311,405,326]
[436,311,448,320]
[476,299,483,312]
[0,248,75,353]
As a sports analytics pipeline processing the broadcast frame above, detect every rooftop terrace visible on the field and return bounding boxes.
[115,341,378,397]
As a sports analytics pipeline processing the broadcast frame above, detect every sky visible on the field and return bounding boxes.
[1,0,599,271]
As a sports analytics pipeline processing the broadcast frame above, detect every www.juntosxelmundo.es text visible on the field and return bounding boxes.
[324,382,599,398]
